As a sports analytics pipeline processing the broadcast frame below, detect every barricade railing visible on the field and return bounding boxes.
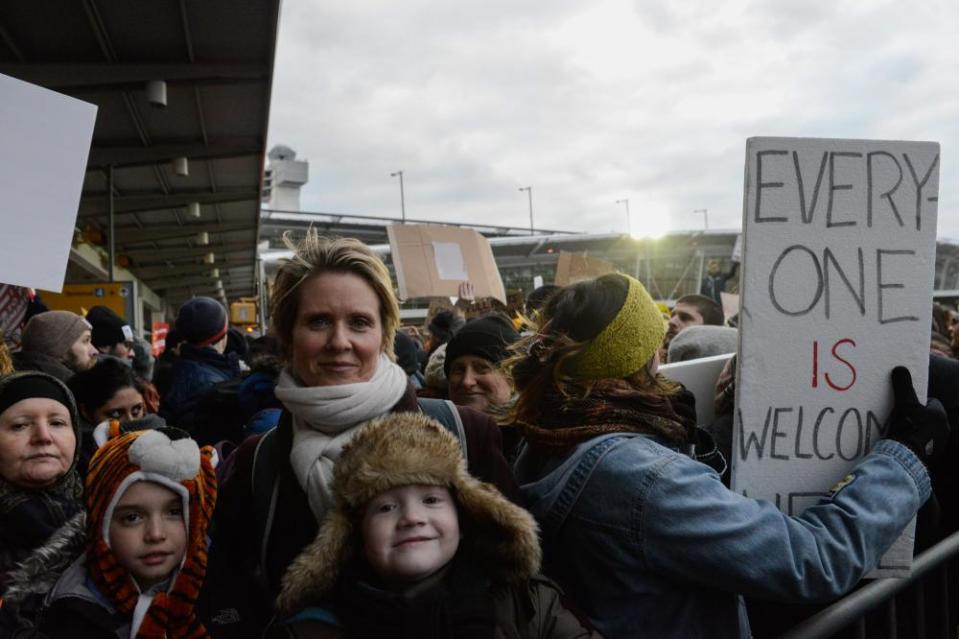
[781,530,959,638]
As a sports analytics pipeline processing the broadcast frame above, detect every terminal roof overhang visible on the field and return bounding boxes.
[0,0,281,307]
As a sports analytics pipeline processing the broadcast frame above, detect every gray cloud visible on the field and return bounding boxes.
[267,0,959,237]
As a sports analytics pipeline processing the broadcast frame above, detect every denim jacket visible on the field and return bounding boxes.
[514,434,930,639]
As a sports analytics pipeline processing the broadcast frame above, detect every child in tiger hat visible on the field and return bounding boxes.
[17,424,217,638]
[271,412,598,638]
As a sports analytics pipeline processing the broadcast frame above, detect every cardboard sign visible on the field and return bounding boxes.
[660,352,734,426]
[732,137,939,574]
[0,73,97,291]
[388,224,506,304]
[553,252,617,286]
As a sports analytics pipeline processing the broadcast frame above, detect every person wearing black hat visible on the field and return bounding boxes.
[445,313,520,415]
[160,297,240,441]
[0,372,82,598]
[86,305,135,364]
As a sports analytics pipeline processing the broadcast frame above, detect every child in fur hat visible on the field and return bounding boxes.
[12,424,217,639]
[271,412,599,638]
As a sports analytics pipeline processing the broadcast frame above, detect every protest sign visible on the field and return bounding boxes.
[732,137,939,574]
[553,252,617,286]
[0,73,97,291]
[661,352,734,426]
[388,224,506,304]
[0,285,31,347]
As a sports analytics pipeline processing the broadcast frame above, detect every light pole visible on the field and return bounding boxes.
[616,198,631,234]
[390,170,406,222]
[693,208,708,230]
[519,186,533,235]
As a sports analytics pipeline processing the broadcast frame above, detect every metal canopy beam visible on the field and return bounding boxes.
[123,242,252,259]
[0,63,268,90]
[114,222,250,244]
[135,263,221,279]
[87,137,261,168]
[79,190,259,217]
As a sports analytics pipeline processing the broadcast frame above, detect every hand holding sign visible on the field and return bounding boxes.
[886,366,949,467]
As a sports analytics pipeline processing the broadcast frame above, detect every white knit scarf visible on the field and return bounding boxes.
[275,353,409,521]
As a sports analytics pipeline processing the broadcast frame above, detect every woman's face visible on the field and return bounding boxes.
[447,355,511,414]
[92,386,145,424]
[290,271,385,386]
[0,398,76,488]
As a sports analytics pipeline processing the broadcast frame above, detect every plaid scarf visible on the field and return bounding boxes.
[520,379,694,451]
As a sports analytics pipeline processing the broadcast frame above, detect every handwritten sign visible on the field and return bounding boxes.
[732,137,939,573]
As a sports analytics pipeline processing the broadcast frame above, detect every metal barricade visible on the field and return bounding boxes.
[781,531,959,638]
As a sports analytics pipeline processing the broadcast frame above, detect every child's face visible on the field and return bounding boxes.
[361,484,460,581]
[109,480,187,590]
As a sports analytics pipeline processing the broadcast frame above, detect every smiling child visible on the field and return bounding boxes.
[272,412,598,638]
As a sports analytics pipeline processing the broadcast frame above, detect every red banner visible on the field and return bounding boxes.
[151,321,170,357]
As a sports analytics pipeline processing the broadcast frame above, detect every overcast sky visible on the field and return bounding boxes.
[266,0,959,239]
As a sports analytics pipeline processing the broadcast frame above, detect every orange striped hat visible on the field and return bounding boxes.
[85,425,217,639]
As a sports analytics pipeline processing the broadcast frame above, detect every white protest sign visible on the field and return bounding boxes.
[732,137,939,575]
[661,352,734,426]
[0,73,97,292]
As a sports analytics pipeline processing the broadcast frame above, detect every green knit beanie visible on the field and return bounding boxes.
[566,275,666,380]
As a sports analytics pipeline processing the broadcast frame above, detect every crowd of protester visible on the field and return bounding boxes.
[0,231,953,638]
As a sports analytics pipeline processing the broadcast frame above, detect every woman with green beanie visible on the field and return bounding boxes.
[507,273,945,639]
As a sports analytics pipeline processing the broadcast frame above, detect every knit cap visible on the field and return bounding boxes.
[85,425,217,638]
[566,274,666,380]
[276,412,541,615]
[175,297,228,347]
[428,310,465,345]
[667,325,738,363]
[87,306,133,349]
[444,314,520,376]
[393,330,421,375]
[20,311,92,361]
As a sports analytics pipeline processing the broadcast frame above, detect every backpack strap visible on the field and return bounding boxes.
[252,428,280,593]
[416,398,468,459]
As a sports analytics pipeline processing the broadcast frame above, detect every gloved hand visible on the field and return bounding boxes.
[885,366,950,468]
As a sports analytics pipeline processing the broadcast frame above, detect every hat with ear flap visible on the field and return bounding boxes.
[84,425,218,639]
[275,412,542,615]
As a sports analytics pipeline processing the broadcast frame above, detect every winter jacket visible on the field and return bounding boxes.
[200,384,521,639]
[514,433,930,639]
[13,556,130,639]
[11,350,74,383]
[160,343,240,437]
[0,513,125,639]
[268,576,598,639]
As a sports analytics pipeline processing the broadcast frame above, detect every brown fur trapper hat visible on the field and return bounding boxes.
[276,412,541,614]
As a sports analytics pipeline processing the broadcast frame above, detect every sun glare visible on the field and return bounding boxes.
[629,206,671,240]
